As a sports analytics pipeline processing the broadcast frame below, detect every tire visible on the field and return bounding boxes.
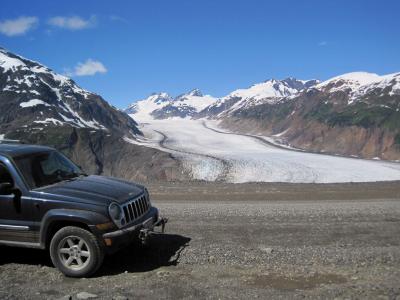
[49,226,104,277]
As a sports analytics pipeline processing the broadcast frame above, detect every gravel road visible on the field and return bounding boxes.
[1,182,400,299]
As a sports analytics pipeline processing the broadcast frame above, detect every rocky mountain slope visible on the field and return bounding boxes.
[0,48,185,181]
[219,72,400,160]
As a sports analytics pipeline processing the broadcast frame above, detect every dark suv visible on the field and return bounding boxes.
[0,142,167,277]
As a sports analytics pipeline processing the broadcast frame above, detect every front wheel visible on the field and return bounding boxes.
[49,226,104,277]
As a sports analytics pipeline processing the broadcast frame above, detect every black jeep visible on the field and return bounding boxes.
[0,142,167,277]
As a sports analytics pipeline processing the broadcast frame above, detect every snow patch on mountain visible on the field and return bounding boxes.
[19,99,50,108]
[0,50,26,71]
[34,118,64,126]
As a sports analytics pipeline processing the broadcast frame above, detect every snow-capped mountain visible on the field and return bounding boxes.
[219,71,400,160]
[0,47,139,135]
[229,77,317,100]
[174,88,216,111]
[0,47,142,172]
[198,78,319,118]
[126,88,216,121]
[314,72,400,104]
[125,92,173,119]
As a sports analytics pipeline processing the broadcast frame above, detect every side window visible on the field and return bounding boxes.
[0,163,14,185]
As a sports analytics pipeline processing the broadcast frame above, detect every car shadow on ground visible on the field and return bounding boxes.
[0,246,52,267]
[0,233,191,276]
[97,233,191,276]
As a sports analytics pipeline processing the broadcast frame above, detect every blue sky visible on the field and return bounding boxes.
[0,0,399,108]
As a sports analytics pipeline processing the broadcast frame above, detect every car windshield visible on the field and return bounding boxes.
[14,150,86,189]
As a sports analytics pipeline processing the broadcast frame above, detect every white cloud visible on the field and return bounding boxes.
[66,59,107,77]
[48,15,96,30]
[109,15,129,24]
[0,16,38,36]
[318,41,328,47]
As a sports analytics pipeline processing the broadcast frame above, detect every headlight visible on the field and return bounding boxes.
[109,203,123,222]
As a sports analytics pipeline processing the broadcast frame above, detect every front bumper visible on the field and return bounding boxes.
[102,206,168,252]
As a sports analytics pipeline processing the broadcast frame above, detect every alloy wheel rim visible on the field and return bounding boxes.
[57,235,91,271]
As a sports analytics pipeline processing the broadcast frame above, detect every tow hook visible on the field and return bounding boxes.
[139,217,168,244]
[139,228,151,243]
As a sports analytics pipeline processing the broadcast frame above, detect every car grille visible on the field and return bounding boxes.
[122,193,150,224]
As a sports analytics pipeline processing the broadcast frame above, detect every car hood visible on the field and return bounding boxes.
[37,175,145,206]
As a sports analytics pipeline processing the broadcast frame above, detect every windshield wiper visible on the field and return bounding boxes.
[45,178,64,186]
[64,172,87,181]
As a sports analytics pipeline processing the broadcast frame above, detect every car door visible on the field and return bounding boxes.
[0,162,36,244]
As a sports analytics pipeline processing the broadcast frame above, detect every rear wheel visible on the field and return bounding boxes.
[49,226,104,277]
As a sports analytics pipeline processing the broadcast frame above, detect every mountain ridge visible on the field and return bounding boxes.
[125,77,319,120]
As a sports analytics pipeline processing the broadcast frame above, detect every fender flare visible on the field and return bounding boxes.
[39,209,110,248]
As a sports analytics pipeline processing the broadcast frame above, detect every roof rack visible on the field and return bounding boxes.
[0,139,23,144]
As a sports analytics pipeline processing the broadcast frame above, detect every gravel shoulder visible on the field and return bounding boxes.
[1,181,400,299]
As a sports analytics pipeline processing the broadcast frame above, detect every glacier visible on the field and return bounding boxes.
[126,119,400,183]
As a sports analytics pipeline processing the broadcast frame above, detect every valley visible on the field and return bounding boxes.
[126,118,400,183]
[1,47,400,183]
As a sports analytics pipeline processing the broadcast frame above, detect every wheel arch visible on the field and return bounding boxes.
[40,209,110,249]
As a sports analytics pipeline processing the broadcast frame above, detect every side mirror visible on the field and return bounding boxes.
[0,182,13,195]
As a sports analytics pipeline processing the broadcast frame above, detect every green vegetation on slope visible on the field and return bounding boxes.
[306,102,400,131]
[395,133,400,146]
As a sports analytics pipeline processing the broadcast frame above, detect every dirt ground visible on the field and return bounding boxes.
[1,181,400,299]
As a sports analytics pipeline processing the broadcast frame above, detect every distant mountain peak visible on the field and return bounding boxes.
[320,72,381,86]
[187,88,203,97]
[150,91,170,97]
[314,71,400,104]
[148,92,172,102]
[281,77,320,91]
[176,88,203,99]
